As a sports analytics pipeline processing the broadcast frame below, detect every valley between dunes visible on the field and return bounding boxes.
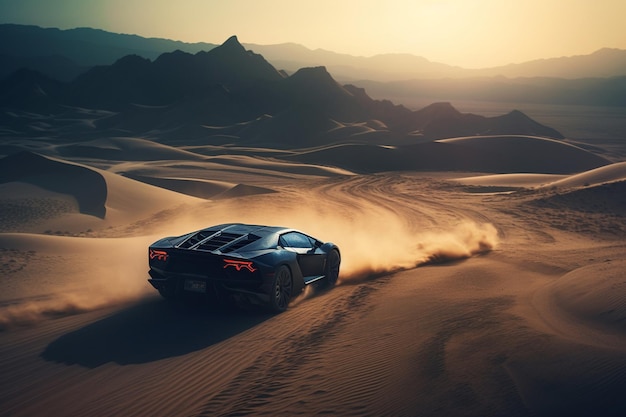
[0,132,625,417]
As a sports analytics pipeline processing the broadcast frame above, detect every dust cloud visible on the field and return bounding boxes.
[0,238,153,330]
[335,220,499,283]
[163,197,500,285]
[0,292,137,330]
[0,194,500,329]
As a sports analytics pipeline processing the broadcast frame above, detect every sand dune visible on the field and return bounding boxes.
[0,151,202,233]
[204,154,354,177]
[436,135,610,173]
[532,180,626,224]
[453,173,566,188]
[122,174,235,199]
[53,136,207,161]
[103,156,354,196]
[0,151,107,218]
[287,135,610,174]
[541,160,626,188]
[212,183,276,199]
[452,161,626,192]
[99,168,200,221]
[0,182,80,232]
[545,259,626,339]
[121,174,278,200]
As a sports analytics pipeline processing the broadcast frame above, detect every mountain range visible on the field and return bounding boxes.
[0,24,216,80]
[357,76,626,107]
[0,35,565,150]
[2,24,626,82]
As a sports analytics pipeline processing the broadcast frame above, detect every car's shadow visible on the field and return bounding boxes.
[40,297,273,368]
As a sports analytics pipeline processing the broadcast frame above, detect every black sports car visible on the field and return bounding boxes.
[148,223,341,312]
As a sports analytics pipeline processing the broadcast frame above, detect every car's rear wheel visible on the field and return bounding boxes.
[316,249,340,289]
[268,265,293,313]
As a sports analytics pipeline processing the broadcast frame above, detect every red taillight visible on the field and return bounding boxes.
[223,259,257,272]
[149,249,169,262]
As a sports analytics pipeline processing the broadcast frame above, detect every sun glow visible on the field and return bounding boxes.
[0,0,624,67]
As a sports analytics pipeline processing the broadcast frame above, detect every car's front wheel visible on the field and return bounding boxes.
[268,265,293,313]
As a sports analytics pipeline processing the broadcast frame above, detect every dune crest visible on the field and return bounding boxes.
[54,137,207,161]
[542,161,626,189]
[287,135,609,174]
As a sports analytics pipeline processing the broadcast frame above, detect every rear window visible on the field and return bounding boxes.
[279,232,316,248]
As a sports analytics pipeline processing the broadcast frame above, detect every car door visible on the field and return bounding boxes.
[279,232,326,277]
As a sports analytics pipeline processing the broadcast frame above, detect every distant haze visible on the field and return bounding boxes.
[0,0,624,68]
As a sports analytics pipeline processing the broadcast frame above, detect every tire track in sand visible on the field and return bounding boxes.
[193,281,383,417]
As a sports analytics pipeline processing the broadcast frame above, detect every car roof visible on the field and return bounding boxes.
[171,223,302,254]
[201,223,291,237]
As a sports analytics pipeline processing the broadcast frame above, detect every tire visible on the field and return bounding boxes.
[268,265,293,313]
[317,249,340,289]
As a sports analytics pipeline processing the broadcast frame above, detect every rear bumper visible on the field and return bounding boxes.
[147,269,170,290]
[147,268,269,302]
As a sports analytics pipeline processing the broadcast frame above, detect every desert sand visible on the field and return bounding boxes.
[1,128,625,417]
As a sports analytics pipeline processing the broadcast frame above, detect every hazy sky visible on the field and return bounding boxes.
[1,0,624,68]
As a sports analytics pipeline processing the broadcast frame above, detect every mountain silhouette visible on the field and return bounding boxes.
[0,24,216,67]
[2,24,624,109]
[0,36,563,147]
[68,36,284,108]
[400,103,563,139]
[2,24,625,82]
[0,68,66,112]
[0,53,85,82]
[355,76,626,107]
